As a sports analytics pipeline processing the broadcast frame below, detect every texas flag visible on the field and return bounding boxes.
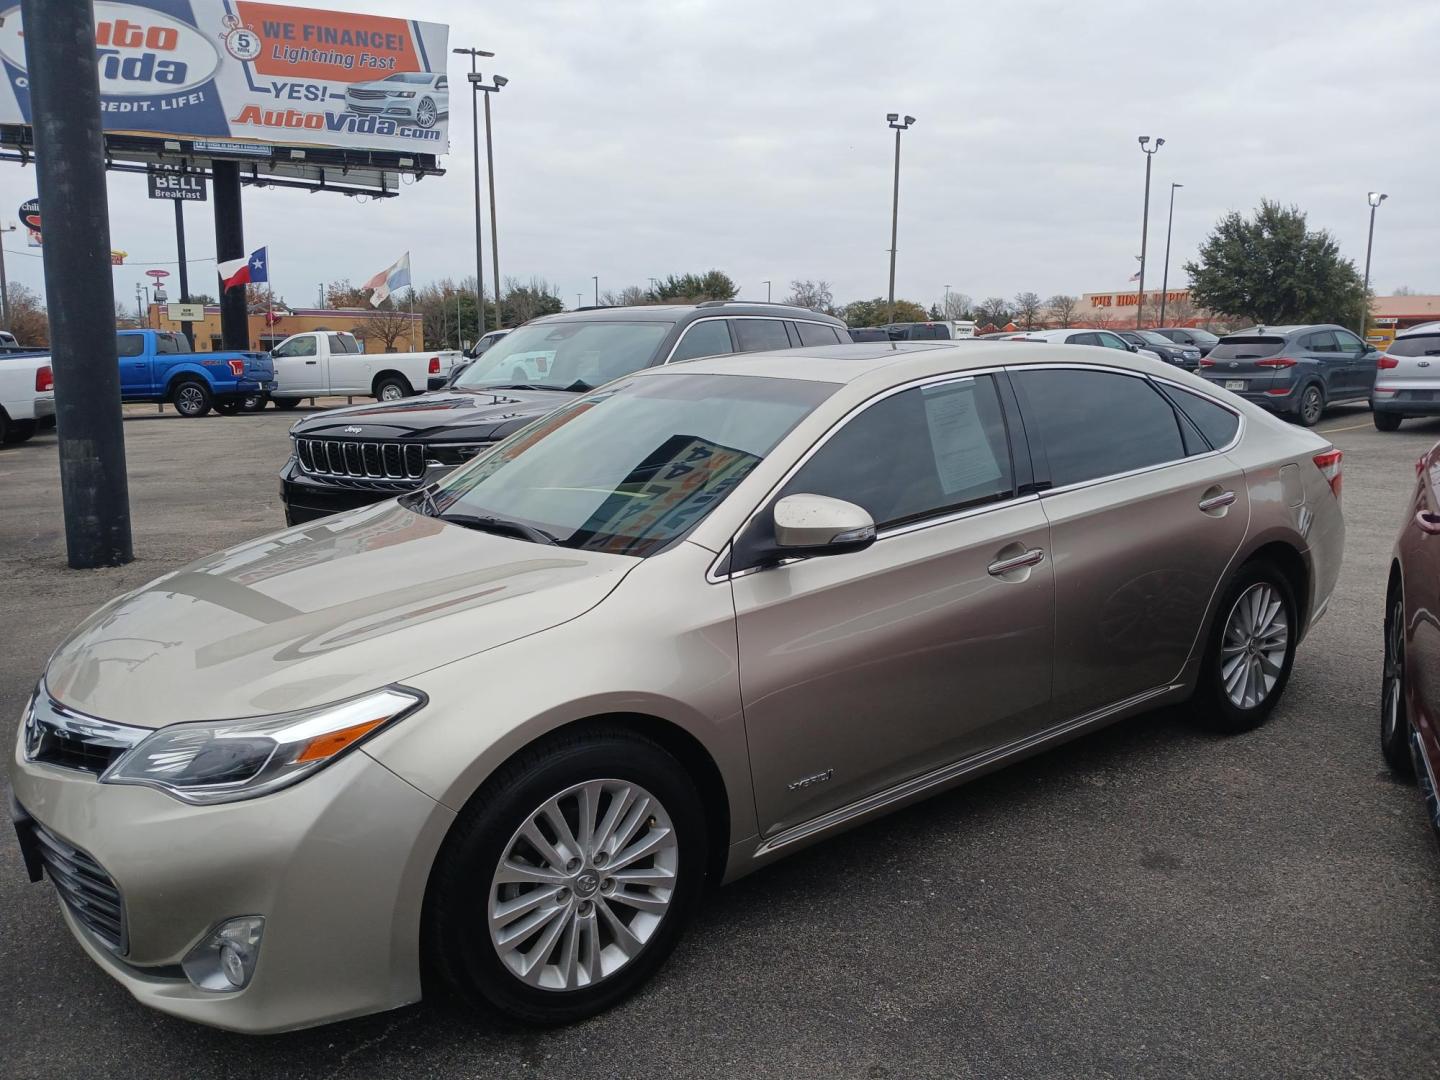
[218,247,269,290]
[364,252,411,307]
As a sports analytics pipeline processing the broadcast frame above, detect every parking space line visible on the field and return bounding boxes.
[1318,422,1376,433]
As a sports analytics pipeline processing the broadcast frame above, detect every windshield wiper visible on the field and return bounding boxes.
[562,380,594,392]
[437,513,559,545]
[478,383,549,391]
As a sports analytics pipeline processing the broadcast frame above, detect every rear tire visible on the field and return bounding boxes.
[171,378,212,417]
[213,400,240,416]
[1373,411,1403,432]
[425,728,707,1026]
[272,397,302,411]
[1295,384,1324,427]
[1381,593,1414,776]
[1189,560,1298,734]
[3,417,36,443]
[375,375,410,402]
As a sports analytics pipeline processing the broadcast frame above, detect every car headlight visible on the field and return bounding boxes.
[100,687,423,805]
[390,90,416,98]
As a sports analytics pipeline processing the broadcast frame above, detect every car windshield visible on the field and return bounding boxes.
[1133,331,1173,345]
[452,321,673,392]
[385,73,433,84]
[1388,334,1440,358]
[419,373,835,556]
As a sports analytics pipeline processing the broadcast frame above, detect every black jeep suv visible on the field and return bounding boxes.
[280,302,851,524]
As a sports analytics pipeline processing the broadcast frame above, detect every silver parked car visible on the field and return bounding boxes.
[11,343,1344,1032]
[344,71,448,129]
[1371,321,1440,431]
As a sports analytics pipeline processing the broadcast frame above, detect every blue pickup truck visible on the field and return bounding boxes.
[118,330,273,417]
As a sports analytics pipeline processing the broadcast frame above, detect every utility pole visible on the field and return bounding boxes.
[23,0,132,567]
[885,113,915,324]
[173,200,192,348]
[0,223,13,329]
[1135,136,1164,328]
[453,46,494,335]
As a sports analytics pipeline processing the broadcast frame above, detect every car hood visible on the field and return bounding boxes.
[289,388,578,441]
[43,502,638,728]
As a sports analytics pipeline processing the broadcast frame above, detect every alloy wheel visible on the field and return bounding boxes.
[176,385,205,414]
[1300,387,1323,425]
[1220,582,1290,710]
[488,779,678,992]
[418,98,437,127]
[380,383,404,401]
[1383,599,1405,745]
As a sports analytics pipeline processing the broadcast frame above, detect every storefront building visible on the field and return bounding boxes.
[144,304,425,353]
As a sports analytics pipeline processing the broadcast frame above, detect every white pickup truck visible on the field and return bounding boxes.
[268,331,461,408]
[0,352,54,445]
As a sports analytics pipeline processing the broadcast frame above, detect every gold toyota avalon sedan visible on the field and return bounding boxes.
[11,342,1344,1032]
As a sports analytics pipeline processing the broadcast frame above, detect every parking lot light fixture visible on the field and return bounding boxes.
[1361,192,1388,340]
[592,276,599,306]
[886,113,916,324]
[475,74,507,330]
[453,46,495,336]
[1135,136,1164,328]
[1160,182,1183,326]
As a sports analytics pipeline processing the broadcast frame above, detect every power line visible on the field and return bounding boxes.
[3,245,217,266]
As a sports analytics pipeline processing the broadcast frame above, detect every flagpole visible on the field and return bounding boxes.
[409,283,415,350]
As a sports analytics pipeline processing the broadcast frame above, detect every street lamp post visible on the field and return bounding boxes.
[762,280,771,302]
[1135,135,1164,328]
[592,276,599,306]
[0,222,14,329]
[453,46,495,338]
[1159,182,1183,326]
[944,284,951,319]
[471,72,507,330]
[1361,191,1388,341]
[885,113,915,324]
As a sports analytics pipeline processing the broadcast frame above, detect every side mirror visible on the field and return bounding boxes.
[1127,343,1140,352]
[445,361,473,387]
[773,494,876,554]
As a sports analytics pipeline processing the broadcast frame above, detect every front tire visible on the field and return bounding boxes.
[272,397,302,411]
[1381,593,1414,776]
[171,378,213,417]
[1373,411,1403,432]
[1296,384,1324,427]
[425,729,707,1026]
[1189,560,1298,733]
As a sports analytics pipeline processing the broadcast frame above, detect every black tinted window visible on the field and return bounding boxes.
[1164,385,1240,449]
[796,322,841,347]
[1015,369,1185,486]
[1389,334,1440,357]
[1304,331,1339,353]
[1209,337,1284,360]
[1332,329,1365,355]
[154,334,181,354]
[782,376,1014,527]
[670,320,733,362]
[116,334,144,357]
[733,319,791,352]
[903,323,949,340]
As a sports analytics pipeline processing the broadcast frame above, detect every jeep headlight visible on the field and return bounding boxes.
[100,688,423,804]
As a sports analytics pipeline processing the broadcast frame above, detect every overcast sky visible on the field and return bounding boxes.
[4,0,1437,313]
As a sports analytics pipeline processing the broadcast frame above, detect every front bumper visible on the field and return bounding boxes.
[10,738,454,1033]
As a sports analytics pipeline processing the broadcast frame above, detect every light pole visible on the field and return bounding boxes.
[471,72,507,329]
[762,280,771,302]
[576,292,582,310]
[0,222,14,328]
[1135,135,1164,328]
[592,276,599,306]
[885,113,915,324]
[944,284,951,319]
[453,45,495,337]
[1361,191,1388,341]
[1159,182,1183,326]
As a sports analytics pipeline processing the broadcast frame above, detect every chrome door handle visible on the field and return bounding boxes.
[1198,490,1237,512]
[987,548,1045,576]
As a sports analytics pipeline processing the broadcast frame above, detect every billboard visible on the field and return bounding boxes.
[0,2,450,156]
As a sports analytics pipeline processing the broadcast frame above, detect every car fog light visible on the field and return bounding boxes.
[182,916,264,992]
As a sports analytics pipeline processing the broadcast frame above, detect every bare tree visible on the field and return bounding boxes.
[1162,295,1197,326]
[1045,294,1078,327]
[785,279,834,312]
[943,291,974,321]
[1013,291,1042,330]
[352,307,419,352]
[974,296,1012,329]
[1090,307,1116,330]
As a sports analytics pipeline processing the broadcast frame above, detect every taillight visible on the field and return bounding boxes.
[428,356,441,374]
[1198,357,1215,368]
[1313,448,1343,499]
[35,365,53,392]
[1378,354,1400,369]
[227,359,245,377]
[1256,357,1297,368]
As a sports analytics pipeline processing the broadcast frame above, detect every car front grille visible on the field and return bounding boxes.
[31,818,126,952]
[347,88,386,100]
[24,690,147,778]
[296,437,426,486]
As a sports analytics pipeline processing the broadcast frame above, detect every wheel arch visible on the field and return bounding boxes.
[371,369,413,397]
[1247,539,1311,633]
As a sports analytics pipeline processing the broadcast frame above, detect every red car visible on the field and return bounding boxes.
[1383,446,1440,846]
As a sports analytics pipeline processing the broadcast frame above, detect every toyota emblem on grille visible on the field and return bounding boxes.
[343,426,363,434]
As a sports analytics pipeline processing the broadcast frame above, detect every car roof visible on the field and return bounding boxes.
[1397,321,1440,337]
[526,302,845,327]
[1223,324,1338,338]
[648,340,1181,387]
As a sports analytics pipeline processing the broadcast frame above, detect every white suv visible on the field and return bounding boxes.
[1009,327,1168,363]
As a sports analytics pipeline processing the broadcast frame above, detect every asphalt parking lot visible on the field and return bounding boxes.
[1,401,1438,1080]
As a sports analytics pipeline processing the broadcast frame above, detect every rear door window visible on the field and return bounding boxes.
[796,322,842,347]
[780,375,1015,527]
[154,334,181,354]
[1303,331,1339,353]
[1208,337,1285,360]
[1013,368,1187,487]
[116,334,144,357]
[732,319,792,353]
[1068,332,1100,346]
[669,319,734,362]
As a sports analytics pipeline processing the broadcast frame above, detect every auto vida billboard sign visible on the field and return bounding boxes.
[0,2,450,155]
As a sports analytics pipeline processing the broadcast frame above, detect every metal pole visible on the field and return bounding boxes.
[174,199,192,348]
[762,280,771,302]
[483,89,502,330]
[1360,200,1381,339]
[1137,151,1153,328]
[23,0,132,568]
[887,126,902,323]
[1159,182,1179,327]
[468,54,485,333]
[0,225,10,329]
[212,161,248,350]
[593,276,598,306]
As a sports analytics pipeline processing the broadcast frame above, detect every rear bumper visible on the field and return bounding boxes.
[1202,379,1296,413]
[1371,392,1440,416]
[33,395,55,420]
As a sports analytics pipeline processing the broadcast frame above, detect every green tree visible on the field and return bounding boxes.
[652,271,738,302]
[500,276,564,328]
[1185,200,1365,326]
[325,279,372,308]
[841,297,925,326]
